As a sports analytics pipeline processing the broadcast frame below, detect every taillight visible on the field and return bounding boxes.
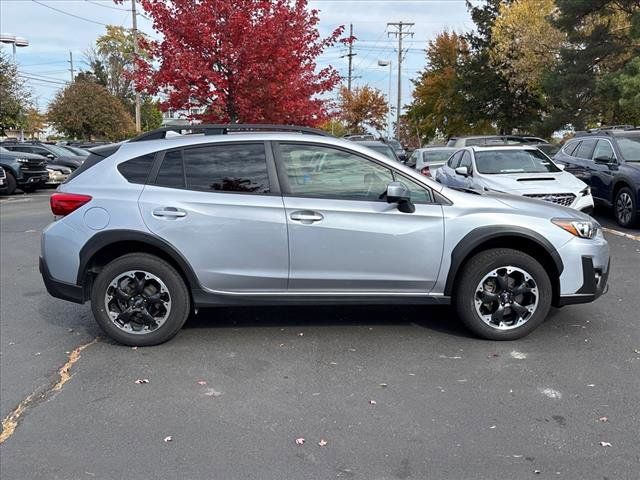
[50,192,92,216]
[420,166,431,177]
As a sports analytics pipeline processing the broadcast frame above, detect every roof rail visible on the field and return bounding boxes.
[129,123,332,142]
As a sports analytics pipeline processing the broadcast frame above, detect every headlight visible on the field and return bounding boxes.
[16,157,30,164]
[552,218,599,239]
[580,186,591,196]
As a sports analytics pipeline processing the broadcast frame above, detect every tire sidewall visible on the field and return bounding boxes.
[91,254,190,346]
[456,249,552,341]
[4,172,17,195]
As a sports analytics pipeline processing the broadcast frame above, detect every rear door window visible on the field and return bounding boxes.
[592,140,616,162]
[574,139,597,159]
[155,150,185,189]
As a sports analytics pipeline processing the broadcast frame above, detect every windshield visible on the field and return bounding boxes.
[423,150,454,163]
[367,144,397,160]
[475,149,561,174]
[617,135,640,162]
[386,140,402,150]
[46,144,74,156]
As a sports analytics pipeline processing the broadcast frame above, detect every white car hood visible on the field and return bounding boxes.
[478,171,587,195]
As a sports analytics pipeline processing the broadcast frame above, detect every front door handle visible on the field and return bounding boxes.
[153,207,187,218]
[289,210,324,224]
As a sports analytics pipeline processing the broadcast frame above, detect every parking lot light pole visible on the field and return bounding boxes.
[378,59,392,139]
[0,33,29,61]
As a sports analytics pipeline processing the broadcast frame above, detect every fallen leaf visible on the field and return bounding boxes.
[487,353,500,358]
[599,441,612,447]
[534,470,541,474]
[8,342,15,346]
[131,346,138,350]
[379,383,388,388]
[587,384,595,387]
[67,328,74,333]
[318,439,328,447]
[598,416,608,422]
[298,332,304,336]
[34,352,41,356]
[329,362,338,365]
[369,400,377,405]
[197,380,207,385]
[163,436,172,442]
[134,379,149,384]
[295,437,305,445]
[489,425,496,429]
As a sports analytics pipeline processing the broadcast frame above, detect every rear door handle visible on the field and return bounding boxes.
[289,210,324,224]
[153,207,187,218]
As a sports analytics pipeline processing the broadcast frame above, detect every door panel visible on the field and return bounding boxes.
[283,197,444,292]
[139,187,289,292]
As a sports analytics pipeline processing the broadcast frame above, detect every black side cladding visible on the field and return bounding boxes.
[63,143,122,183]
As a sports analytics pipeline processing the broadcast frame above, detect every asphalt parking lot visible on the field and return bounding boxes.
[1,191,639,480]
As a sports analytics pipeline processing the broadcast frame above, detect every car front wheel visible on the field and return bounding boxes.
[91,253,190,346]
[455,248,552,340]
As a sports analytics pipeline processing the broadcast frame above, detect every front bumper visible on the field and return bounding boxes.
[572,193,595,213]
[556,256,610,306]
[39,256,85,304]
[19,170,49,185]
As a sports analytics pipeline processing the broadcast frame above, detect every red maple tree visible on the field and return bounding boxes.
[117,0,347,126]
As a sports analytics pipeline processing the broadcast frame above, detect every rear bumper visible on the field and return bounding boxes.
[39,256,85,304]
[556,256,610,306]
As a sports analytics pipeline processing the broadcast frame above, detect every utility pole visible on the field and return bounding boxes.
[68,51,74,82]
[131,0,142,132]
[346,23,357,92]
[387,21,414,138]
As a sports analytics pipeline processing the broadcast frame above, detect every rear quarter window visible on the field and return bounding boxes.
[117,153,156,184]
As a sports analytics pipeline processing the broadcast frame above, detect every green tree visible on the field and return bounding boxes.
[0,51,31,134]
[406,31,493,144]
[48,77,135,141]
[85,25,161,131]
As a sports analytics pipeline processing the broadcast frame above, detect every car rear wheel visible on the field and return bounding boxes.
[91,253,190,346]
[614,186,638,228]
[455,248,552,340]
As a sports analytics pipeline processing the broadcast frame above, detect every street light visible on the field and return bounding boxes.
[378,59,393,139]
[0,33,29,60]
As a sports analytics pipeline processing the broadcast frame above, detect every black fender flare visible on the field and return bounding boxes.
[77,229,201,289]
[443,226,564,296]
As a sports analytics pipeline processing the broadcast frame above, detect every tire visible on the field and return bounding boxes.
[3,172,17,195]
[614,186,638,228]
[91,253,191,346]
[454,248,552,340]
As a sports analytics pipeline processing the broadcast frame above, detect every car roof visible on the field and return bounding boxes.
[467,145,540,152]
[418,147,456,152]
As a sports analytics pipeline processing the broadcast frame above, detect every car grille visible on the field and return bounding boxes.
[20,159,47,171]
[524,193,576,207]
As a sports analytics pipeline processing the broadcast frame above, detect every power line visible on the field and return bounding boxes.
[31,0,108,26]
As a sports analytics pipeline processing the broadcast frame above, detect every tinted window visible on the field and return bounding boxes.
[448,151,463,168]
[563,140,580,156]
[475,149,561,174]
[459,151,473,170]
[279,144,393,201]
[592,140,615,161]
[574,139,597,159]
[617,135,640,162]
[118,153,155,184]
[184,143,269,193]
[156,150,185,189]
[423,150,455,163]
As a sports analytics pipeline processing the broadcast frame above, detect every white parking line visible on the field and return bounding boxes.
[602,227,640,242]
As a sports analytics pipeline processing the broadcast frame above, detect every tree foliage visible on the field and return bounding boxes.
[0,51,31,134]
[338,85,389,134]
[130,0,346,125]
[48,77,135,140]
[406,32,492,143]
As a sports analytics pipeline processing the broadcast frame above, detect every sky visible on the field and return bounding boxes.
[1,0,475,114]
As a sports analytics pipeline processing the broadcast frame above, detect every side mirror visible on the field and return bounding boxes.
[46,153,55,159]
[557,163,566,171]
[455,166,470,177]
[385,181,415,213]
[594,156,614,165]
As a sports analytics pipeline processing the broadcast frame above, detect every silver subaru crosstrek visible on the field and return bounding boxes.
[40,125,610,346]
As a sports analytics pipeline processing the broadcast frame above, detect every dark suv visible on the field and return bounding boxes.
[554,129,640,227]
[0,147,49,194]
[2,141,85,171]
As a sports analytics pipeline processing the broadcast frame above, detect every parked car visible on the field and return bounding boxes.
[409,147,457,176]
[554,129,640,227]
[2,141,86,171]
[384,138,408,163]
[357,140,401,162]
[40,124,609,346]
[0,147,49,194]
[45,165,73,186]
[0,166,7,194]
[434,146,594,213]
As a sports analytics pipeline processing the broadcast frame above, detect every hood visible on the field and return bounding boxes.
[51,155,84,169]
[0,150,48,161]
[478,171,587,195]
